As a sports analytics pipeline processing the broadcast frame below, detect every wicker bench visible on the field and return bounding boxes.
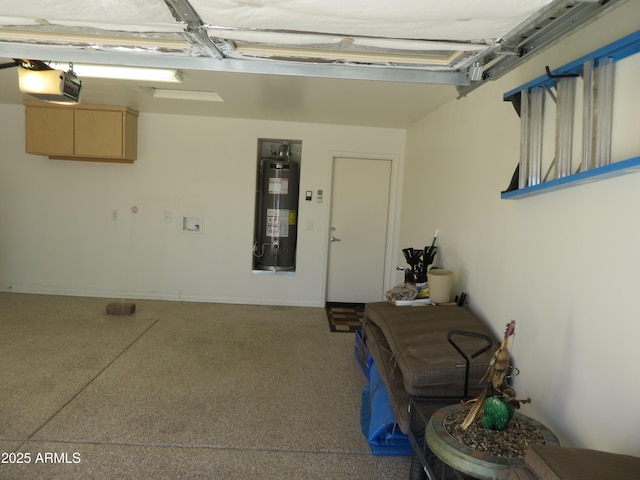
[361,301,498,434]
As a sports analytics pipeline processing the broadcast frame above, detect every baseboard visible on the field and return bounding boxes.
[1,284,324,308]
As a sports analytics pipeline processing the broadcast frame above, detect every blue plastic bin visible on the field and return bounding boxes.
[360,362,413,456]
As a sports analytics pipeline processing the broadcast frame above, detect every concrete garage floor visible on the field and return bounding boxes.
[0,293,409,479]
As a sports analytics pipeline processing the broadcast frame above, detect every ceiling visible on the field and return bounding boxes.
[0,0,628,128]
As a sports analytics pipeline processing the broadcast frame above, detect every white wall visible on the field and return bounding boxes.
[401,3,640,455]
[0,109,405,307]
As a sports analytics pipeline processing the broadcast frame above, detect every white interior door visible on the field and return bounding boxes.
[326,157,391,303]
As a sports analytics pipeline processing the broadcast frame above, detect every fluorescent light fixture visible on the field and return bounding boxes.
[152,89,223,102]
[48,63,182,83]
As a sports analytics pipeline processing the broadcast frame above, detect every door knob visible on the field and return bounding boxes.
[330,236,341,242]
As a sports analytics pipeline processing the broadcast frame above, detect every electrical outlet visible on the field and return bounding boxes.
[112,210,118,221]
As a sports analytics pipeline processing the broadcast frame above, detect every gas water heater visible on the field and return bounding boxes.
[254,143,300,271]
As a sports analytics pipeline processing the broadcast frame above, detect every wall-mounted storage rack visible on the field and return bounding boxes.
[501,30,640,200]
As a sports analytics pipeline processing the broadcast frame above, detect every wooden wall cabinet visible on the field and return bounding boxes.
[25,101,139,163]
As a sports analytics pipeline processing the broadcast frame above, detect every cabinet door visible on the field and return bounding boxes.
[74,109,124,158]
[25,106,74,155]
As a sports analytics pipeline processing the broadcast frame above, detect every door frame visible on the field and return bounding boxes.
[321,151,402,303]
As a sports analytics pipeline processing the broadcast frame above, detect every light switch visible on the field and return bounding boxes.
[317,189,323,203]
[305,190,313,201]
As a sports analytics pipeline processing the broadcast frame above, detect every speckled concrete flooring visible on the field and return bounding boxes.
[0,293,410,479]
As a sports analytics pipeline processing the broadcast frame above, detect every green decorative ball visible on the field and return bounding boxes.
[483,397,512,431]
